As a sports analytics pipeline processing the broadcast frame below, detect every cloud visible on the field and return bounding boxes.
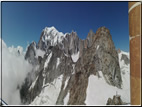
[0,38,33,105]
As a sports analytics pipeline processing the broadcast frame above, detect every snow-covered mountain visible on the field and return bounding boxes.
[19,26,130,105]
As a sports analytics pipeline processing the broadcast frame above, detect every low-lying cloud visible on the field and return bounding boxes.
[0,38,33,105]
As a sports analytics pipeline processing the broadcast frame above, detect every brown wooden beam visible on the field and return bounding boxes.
[129,1,141,105]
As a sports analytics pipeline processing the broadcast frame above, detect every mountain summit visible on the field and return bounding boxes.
[20,26,130,105]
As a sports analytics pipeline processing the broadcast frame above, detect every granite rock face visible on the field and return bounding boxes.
[25,41,38,66]
[93,27,122,88]
[20,26,122,105]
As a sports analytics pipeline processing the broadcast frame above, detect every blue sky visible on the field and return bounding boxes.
[2,2,129,52]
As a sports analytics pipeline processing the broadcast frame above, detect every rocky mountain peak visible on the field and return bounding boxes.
[38,26,65,51]
[25,41,38,65]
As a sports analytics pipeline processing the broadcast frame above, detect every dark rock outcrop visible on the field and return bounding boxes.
[25,41,38,65]
[106,95,124,105]
[121,54,130,65]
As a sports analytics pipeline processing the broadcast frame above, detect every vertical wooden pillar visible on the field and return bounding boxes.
[129,2,141,105]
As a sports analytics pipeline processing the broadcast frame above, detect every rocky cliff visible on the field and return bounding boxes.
[20,26,124,105]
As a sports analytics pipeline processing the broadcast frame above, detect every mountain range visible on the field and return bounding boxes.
[19,26,130,105]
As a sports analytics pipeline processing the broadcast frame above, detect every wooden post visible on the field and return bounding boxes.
[129,1,141,105]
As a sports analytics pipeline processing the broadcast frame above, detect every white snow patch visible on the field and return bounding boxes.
[29,76,38,91]
[44,52,52,69]
[42,77,46,88]
[42,36,45,42]
[72,64,75,74]
[64,53,69,57]
[97,45,99,50]
[30,75,63,105]
[35,49,45,58]
[56,58,60,68]
[63,51,69,57]
[64,91,70,105]
[85,72,130,105]
[71,51,80,62]
[64,77,70,90]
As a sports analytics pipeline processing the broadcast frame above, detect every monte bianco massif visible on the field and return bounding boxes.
[2,26,130,105]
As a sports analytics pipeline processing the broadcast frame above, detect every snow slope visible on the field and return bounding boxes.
[85,51,130,105]
[30,75,63,105]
